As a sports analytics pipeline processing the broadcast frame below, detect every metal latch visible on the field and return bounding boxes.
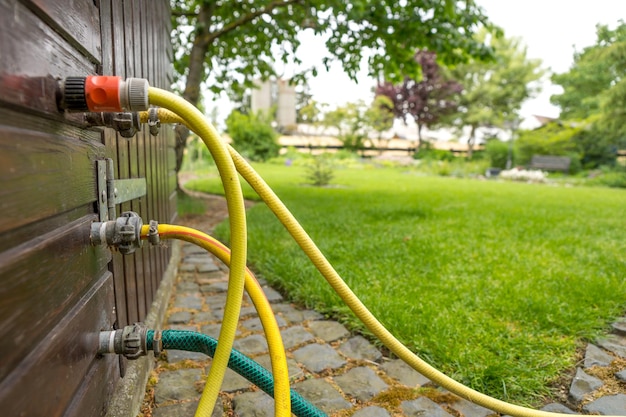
[96,158,147,221]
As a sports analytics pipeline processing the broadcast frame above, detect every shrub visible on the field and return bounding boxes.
[226,110,280,162]
[515,123,579,165]
[414,145,455,161]
[304,155,335,186]
[484,139,511,169]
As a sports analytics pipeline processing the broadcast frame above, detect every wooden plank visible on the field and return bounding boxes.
[62,355,119,417]
[110,0,125,77]
[0,271,115,416]
[98,0,114,74]
[0,214,110,381]
[0,125,105,235]
[105,0,130,332]
[129,131,147,320]
[137,132,153,314]
[102,125,128,330]
[0,1,95,114]
[22,0,102,64]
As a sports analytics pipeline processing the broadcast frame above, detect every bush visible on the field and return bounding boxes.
[304,155,335,186]
[484,139,511,169]
[182,135,215,170]
[414,145,455,161]
[226,110,280,162]
[515,123,579,165]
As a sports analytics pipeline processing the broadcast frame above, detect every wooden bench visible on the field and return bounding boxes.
[530,155,571,173]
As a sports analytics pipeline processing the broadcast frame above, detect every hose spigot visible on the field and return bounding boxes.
[98,323,148,360]
[84,112,141,138]
[90,211,143,255]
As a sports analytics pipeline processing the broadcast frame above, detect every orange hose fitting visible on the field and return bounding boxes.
[85,75,123,112]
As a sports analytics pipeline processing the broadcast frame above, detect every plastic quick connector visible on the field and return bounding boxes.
[60,76,149,113]
[90,211,143,255]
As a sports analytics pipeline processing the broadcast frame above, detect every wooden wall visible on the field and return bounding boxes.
[0,1,176,416]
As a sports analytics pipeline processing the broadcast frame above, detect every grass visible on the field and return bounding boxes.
[184,163,626,406]
[176,189,208,216]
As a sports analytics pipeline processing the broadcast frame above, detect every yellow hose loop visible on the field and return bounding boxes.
[228,146,605,417]
[147,87,247,417]
[140,224,291,416]
[139,108,187,125]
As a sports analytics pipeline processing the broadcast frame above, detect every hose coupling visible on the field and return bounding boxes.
[147,107,160,136]
[98,323,148,360]
[90,211,143,255]
[84,112,141,138]
[147,220,160,246]
[58,76,149,112]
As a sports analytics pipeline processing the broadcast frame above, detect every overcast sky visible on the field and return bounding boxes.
[209,1,625,127]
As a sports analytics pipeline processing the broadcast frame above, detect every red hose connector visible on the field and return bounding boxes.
[59,76,149,112]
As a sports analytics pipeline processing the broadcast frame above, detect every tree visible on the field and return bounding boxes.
[170,0,496,184]
[551,21,626,146]
[364,95,395,152]
[376,51,463,149]
[322,101,368,152]
[451,29,544,157]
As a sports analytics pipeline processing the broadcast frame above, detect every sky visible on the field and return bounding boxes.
[209,1,625,130]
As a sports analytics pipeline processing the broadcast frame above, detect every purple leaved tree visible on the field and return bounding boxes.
[376,51,462,149]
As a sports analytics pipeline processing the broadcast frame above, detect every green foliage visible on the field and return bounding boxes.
[514,123,580,166]
[485,139,512,169]
[225,110,280,162]
[186,163,626,404]
[414,146,455,162]
[304,155,335,187]
[182,135,215,171]
[171,1,495,97]
[515,120,617,171]
[297,99,322,126]
[587,166,626,188]
[551,21,626,147]
[450,29,544,152]
[322,101,369,152]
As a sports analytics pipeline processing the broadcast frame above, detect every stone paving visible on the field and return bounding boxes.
[145,196,626,416]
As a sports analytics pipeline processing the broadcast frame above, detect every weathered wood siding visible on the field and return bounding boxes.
[0,1,175,416]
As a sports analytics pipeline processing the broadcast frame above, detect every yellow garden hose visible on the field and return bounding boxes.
[147,88,248,417]
[139,108,186,125]
[139,224,291,416]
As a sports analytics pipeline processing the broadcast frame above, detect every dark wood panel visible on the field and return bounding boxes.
[0,1,95,114]
[129,131,147,320]
[62,356,119,417]
[102,129,128,329]
[0,125,105,234]
[98,0,114,75]
[0,271,115,417]
[0,215,110,381]
[110,0,126,77]
[22,0,102,64]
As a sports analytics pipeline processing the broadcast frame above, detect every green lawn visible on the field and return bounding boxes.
[185,163,626,405]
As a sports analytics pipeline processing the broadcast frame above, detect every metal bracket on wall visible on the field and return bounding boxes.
[96,159,147,221]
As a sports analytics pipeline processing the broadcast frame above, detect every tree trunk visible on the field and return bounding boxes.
[467,124,476,159]
[417,122,423,150]
[174,3,215,189]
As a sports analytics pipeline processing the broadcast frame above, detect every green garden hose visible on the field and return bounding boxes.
[146,330,327,417]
